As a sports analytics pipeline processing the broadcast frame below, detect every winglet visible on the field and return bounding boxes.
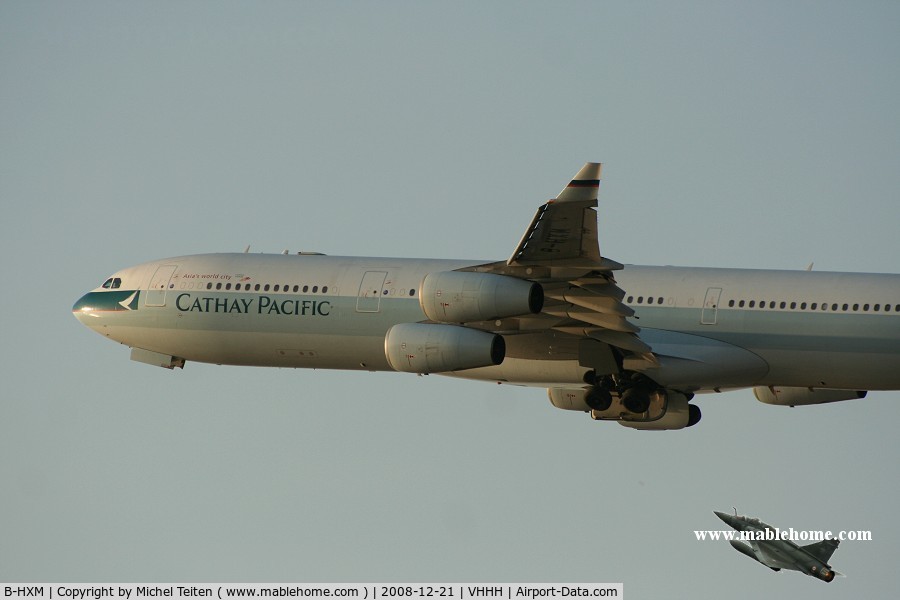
[556,162,602,204]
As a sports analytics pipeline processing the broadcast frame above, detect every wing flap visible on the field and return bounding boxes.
[545,288,635,317]
[544,307,640,333]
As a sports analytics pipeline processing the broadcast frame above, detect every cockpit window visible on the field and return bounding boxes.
[101,277,122,290]
[102,278,113,289]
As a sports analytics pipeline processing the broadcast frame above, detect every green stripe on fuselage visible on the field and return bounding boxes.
[72,290,140,312]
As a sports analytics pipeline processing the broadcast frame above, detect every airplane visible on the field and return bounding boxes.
[72,163,900,430]
[714,510,843,582]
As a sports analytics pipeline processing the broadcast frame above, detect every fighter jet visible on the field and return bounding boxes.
[713,510,842,582]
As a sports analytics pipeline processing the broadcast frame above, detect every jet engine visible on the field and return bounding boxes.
[419,271,543,323]
[385,322,505,374]
[753,386,867,406]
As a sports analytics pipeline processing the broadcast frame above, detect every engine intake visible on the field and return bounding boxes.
[420,271,543,323]
[385,322,505,374]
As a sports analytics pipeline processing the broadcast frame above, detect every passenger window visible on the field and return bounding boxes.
[274,285,280,292]
[313,286,319,293]
[303,285,309,293]
[749,301,755,308]
[323,286,329,293]
[226,283,232,290]
[293,285,299,292]
[738,300,745,308]
[264,284,270,292]
[255,284,261,291]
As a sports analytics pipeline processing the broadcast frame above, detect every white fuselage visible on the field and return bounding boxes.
[73,252,900,393]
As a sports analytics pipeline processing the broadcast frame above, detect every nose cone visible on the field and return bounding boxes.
[72,291,98,323]
[714,510,741,530]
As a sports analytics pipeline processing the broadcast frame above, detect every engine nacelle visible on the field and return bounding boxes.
[548,387,592,411]
[617,391,701,431]
[419,271,543,323]
[753,386,867,406]
[385,323,505,374]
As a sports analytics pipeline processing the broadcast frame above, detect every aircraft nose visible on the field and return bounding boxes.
[72,292,98,323]
[714,511,738,528]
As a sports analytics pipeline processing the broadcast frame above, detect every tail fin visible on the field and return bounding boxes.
[802,538,840,564]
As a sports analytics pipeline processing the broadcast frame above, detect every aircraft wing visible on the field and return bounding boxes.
[801,538,840,564]
[463,163,654,371]
[508,163,621,270]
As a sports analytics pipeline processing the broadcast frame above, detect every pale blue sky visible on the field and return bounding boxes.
[2,2,899,597]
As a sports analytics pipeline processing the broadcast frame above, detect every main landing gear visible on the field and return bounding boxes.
[580,370,702,429]
[583,370,658,413]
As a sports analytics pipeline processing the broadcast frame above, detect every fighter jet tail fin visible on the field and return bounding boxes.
[801,538,840,564]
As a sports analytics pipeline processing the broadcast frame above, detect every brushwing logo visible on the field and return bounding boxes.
[119,291,140,311]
